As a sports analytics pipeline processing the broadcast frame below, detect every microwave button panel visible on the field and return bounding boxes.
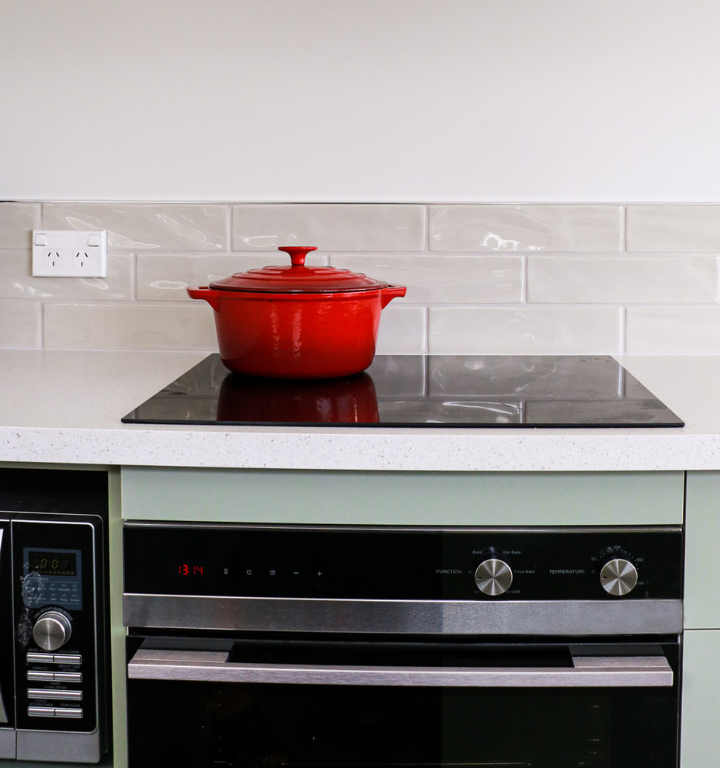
[53,672,83,683]
[26,652,82,665]
[28,670,82,683]
[27,689,83,701]
[27,707,55,718]
[54,708,83,719]
[27,671,54,682]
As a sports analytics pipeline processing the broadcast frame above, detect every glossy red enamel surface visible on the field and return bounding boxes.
[210,246,390,294]
[217,372,379,423]
[187,246,406,378]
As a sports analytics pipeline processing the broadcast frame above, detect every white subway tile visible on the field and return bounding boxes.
[0,251,132,300]
[329,254,522,303]
[0,302,41,348]
[626,307,720,353]
[627,206,720,252]
[43,204,228,250]
[376,305,426,354]
[232,204,425,251]
[137,252,328,300]
[44,302,217,351]
[429,306,621,354]
[527,255,717,304]
[0,204,39,249]
[429,205,623,252]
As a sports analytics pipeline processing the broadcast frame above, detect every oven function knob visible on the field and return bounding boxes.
[599,557,638,597]
[474,559,513,596]
[32,611,72,652]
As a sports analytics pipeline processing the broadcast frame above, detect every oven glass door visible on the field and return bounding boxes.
[126,638,679,768]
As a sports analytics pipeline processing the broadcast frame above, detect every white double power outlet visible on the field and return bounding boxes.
[32,230,107,278]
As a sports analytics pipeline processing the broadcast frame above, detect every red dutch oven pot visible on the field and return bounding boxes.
[188,246,406,378]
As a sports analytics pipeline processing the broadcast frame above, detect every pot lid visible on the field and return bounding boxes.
[209,246,390,294]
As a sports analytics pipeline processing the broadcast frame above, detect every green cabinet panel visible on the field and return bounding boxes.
[121,467,684,526]
[682,630,720,767]
[684,472,720,629]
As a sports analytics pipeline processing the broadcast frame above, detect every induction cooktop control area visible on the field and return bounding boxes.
[121,354,684,428]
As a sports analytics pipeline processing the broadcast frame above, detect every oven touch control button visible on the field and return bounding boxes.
[32,611,72,652]
[600,558,638,596]
[475,559,513,596]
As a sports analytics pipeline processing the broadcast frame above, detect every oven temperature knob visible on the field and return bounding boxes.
[32,611,72,652]
[475,559,513,596]
[600,558,638,596]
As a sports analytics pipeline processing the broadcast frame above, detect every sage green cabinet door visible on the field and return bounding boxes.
[682,630,720,767]
[121,468,684,526]
[685,472,720,629]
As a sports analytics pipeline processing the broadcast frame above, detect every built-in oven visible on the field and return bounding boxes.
[123,523,683,768]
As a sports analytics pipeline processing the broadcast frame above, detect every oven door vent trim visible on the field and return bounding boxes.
[123,594,683,636]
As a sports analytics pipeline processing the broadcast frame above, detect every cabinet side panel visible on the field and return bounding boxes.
[121,468,684,526]
[685,471,720,629]
[681,630,720,767]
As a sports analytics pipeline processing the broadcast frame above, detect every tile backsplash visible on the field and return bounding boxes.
[2,201,720,355]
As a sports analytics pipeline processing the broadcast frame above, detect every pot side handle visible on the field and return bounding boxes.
[187,286,222,311]
[381,284,407,309]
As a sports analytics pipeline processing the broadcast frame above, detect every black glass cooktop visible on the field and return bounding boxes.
[122,354,684,428]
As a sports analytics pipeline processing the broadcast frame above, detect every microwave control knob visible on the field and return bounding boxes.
[600,558,638,596]
[475,559,513,596]
[32,611,72,652]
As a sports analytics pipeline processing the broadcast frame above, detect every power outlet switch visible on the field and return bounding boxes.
[32,230,107,277]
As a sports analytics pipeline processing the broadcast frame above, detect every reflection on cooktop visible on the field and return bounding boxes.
[121,354,684,428]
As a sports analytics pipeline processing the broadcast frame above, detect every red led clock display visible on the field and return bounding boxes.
[177,564,205,576]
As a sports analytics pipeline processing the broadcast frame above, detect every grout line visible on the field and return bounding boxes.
[423,305,430,355]
[225,204,233,252]
[622,205,628,252]
[424,205,430,253]
[521,255,528,303]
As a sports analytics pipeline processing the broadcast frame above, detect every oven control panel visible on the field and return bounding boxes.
[124,524,683,601]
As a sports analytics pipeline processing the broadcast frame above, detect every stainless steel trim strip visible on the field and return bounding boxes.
[123,594,683,636]
[128,649,673,688]
[123,521,682,535]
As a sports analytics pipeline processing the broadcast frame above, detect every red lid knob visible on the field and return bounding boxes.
[278,246,318,267]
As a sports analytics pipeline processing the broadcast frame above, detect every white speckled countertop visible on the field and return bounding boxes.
[0,349,718,472]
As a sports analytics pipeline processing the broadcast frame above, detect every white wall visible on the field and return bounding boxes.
[2,0,720,202]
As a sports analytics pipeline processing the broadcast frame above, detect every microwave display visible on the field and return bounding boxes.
[22,547,82,610]
[27,550,77,577]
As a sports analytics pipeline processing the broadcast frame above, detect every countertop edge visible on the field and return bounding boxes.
[1,425,717,472]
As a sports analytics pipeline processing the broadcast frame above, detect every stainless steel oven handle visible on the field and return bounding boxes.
[128,649,673,688]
